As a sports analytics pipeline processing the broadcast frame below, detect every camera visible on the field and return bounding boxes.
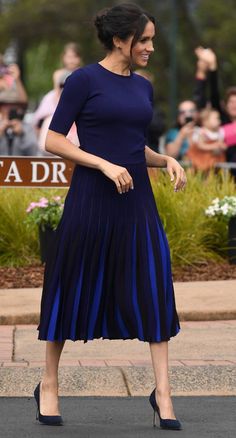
[8,108,24,121]
[184,116,193,124]
[0,65,9,77]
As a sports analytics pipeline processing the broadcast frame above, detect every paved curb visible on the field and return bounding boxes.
[0,365,235,397]
[1,310,236,325]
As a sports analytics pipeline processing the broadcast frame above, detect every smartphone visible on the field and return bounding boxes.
[185,116,193,124]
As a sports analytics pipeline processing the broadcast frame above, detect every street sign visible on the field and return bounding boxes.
[0,156,74,187]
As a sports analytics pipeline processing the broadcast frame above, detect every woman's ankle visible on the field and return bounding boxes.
[41,375,59,389]
[156,384,171,397]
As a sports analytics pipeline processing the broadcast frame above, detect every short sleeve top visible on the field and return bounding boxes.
[165,128,189,159]
[49,63,153,165]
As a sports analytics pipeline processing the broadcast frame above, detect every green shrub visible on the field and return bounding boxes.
[0,188,67,266]
[150,168,235,266]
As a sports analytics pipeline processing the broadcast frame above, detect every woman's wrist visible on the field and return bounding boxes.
[158,154,169,168]
[96,157,109,172]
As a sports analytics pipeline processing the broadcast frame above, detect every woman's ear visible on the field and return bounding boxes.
[112,36,122,50]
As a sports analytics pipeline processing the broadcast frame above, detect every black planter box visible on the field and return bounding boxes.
[38,226,56,264]
[228,217,236,264]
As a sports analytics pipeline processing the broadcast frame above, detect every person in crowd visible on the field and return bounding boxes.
[165,100,199,160]
[0,54,28,104]
[187,108,226,172]
[38,80,79,155]
[52,42,82,89]
[194,46,236,178]
[33,42,82,130]
[0,105,38,155]
[135,68,166,152]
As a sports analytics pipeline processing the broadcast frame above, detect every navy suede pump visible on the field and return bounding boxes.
[149,388,182,430]
[34,382,63,426]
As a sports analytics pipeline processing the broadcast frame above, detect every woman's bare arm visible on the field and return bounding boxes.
[144,145,187,191]
[144,145,169,167]
[46,129,107,169]
[45,130,134,194]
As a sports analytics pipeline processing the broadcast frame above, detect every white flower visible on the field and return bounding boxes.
[221,204,229,215]
[205,196,236,219]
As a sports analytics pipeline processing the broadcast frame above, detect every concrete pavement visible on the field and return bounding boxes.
[0,279,235,398]
[0,321,235,397]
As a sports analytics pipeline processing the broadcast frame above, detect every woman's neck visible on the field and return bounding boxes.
[99,54,131,76]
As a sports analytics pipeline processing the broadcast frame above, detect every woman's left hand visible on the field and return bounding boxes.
[166,156,187,192]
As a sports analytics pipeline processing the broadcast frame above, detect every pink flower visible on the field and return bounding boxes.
[52,196,61,203]
[39,197,48,204]
[26,202,38,213]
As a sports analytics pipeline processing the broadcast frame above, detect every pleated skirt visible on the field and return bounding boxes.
[37,160,180,343]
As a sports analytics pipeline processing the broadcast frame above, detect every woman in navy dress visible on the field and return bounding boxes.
[34,3,187,430]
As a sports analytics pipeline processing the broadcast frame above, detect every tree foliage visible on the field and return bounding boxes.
[0,0,235,119]
[196,0,236,95]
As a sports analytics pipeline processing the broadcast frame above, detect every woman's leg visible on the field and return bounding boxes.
[40,340,65,415]
[149,341,176,419]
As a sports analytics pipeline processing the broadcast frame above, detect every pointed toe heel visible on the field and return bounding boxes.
[149,387,182,431]
[34,382,63,426]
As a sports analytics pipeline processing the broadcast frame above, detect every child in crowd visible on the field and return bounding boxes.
[187,108,226,171]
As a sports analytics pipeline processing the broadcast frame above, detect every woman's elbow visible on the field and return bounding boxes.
[45,130,58,153]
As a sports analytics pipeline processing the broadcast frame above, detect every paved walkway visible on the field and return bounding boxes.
[0,321,235,396]
[1,321,236,368]
[0,280,235,397]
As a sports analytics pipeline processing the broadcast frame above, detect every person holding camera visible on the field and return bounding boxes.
[0,54,28,104]
[0,107,38,156]
[165,100,198,160]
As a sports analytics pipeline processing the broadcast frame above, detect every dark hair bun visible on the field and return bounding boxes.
[94,8,109,31]
[94,3,155,51]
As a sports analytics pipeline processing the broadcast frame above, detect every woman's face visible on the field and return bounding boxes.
[226,95,236,121]
[115,20,155,67]
[177,101,198,126]
[62,50,81,71]
[131,21,155,66]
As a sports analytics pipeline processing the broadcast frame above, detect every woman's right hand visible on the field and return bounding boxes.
[99,161,134,194]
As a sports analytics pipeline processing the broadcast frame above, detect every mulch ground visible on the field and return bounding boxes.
[0,261,236,289]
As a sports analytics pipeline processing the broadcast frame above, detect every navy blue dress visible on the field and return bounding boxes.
[37,63,180,343]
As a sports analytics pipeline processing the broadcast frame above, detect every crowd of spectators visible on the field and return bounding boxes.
[0,43,236,179]
[0,43,81,156]
[165,47,236,177]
